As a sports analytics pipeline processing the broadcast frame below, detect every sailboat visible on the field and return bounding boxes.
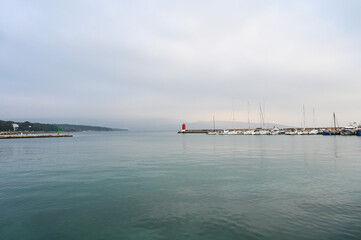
[228,99,241,134]
[258,103,270,135]
[207,116,218,135]
[244,102,253,135]
[309,108,320,135]
[308,129,319,135]
[298,105,309,135]
[323,113,341,135]
[270,126,280,135]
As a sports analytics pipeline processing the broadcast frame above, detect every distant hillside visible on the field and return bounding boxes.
[57,124,127,132]
[0,120,127,132]
[0,120,58,132]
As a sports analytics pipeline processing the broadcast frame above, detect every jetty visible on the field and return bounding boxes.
[0,134,73,139]
[178,129,224,134]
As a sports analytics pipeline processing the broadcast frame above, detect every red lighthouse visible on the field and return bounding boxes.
[181,123,186,132]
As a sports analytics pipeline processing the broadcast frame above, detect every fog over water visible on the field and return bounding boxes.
[1,0,361,130]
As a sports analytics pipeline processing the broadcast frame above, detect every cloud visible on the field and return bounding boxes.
[1,0,361,128]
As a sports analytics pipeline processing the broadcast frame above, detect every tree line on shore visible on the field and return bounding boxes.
[0,120,58,132]
[0,120,126,132]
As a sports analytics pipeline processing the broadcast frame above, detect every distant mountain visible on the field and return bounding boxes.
[0,120,127,132]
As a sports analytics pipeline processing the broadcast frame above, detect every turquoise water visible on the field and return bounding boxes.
[1,132,361,239]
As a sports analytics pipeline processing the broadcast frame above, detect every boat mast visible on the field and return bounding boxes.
[303,104,306,129]
[248,101,250,130]
[313,108,316,128]
[213,115,215,131]
[259,104,262,128]
[263,103,266,128]
[259,103,265,129]
[232,98,235,130]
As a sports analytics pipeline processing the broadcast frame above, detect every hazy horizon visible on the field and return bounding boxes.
[1,117,337,132]
[1,0,361,129]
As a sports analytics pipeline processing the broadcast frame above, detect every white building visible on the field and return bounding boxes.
[12,123,19,131]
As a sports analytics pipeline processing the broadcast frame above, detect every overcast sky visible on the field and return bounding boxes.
[1,0,361,129]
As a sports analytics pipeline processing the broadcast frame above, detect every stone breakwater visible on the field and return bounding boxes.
[0,134,73,139]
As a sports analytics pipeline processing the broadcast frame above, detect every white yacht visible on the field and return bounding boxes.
[207,131,218,135]
[228,130,239,135]
[259,129,270,135]
[243,130,253,135]
[270,127,280,135]
[341,123,357,136]
[285,129,297,135]
[308,129,319,135]
[252,129,261,135]
[297,129,309,135]
[219,130,229,135]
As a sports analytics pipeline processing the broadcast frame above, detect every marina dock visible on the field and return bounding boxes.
[0,134,73,139]
[177,127,355,135]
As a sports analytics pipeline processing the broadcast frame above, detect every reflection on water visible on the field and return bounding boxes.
[182,134,187,154]
[332,136,339,159]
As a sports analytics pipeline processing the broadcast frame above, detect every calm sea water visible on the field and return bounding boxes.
[1,132,361,240]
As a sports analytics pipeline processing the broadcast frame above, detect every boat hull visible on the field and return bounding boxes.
[207,132,218,135]
[341,130,356,136]
[323,131,341,136]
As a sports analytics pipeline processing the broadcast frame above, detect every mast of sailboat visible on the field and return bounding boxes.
[313,108,316,128]
[259,103,265,129]
[213,115,215,132]
[232,98,235,130]
[248,101,250,130]
[259,104,262,129]
[303,104,306,129]
[262,103,266,128]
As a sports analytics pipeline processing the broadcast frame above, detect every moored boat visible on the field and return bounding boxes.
[323,130,341,135]
[219,130,229,135]
[228,130,240,135]
[259,129,270,135]
[243,130,253,135]
[207,131,218,135]
[207,116,218,135]
[285,129,297,135]
[252,128,261,135]
[341,123,357,136]
[357,129,361,136]
[323,113,341,136]
[308,129,319,135]
[270,127,280,135]
[297,129,309,135]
